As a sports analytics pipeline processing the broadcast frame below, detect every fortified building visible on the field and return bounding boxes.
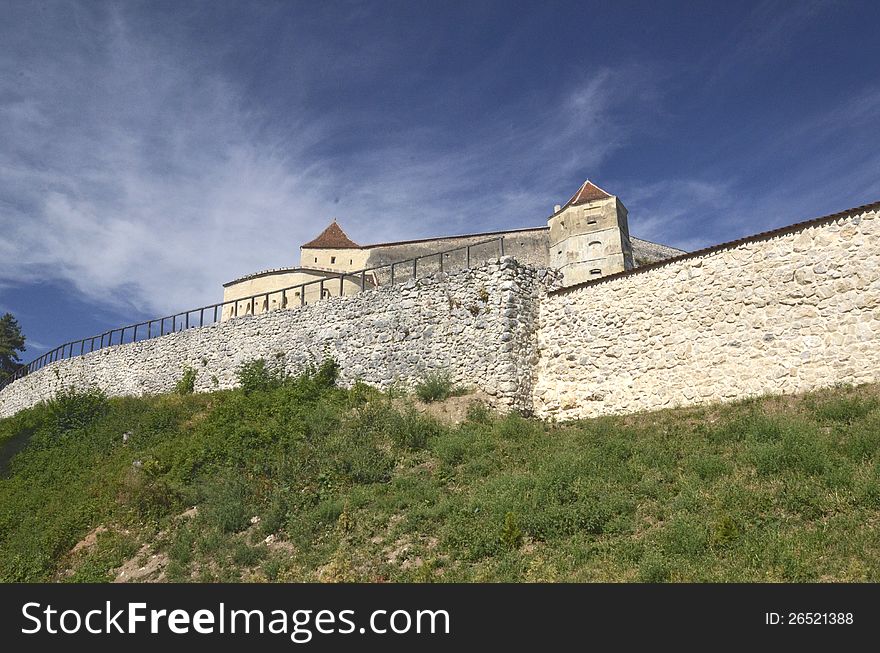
[220,180,683,316]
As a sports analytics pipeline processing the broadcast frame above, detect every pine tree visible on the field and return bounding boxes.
[0,312,26,382]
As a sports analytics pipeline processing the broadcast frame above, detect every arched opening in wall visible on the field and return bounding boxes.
[349,259,353,265]
[590,268,602,276]
[331,256,336,264]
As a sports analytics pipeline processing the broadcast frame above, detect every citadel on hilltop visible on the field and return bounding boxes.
[3,175,878,424]
[220,180,685,315]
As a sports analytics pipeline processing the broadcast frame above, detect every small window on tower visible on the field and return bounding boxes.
[587,219,598,225]
[590,268,602,275]
[314,257,318,263]
[331,256,336,264]
[350,259,353,265]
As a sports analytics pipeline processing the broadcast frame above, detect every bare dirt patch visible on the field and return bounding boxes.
[70,525,109,555]
[113,545,168,583]
[395,390,492,425]
[111,506,199,583]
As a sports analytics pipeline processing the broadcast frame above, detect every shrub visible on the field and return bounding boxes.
[326,421,395,485]
[118,466,186,519]
[230,540,266,566]
[236,359,282,394]
[45,387,108,433]
[313,358,340,389]
[430,424,493,468]
[709,515,741,549]
[500,512,523,550]
[388,408,442,451]
[175,367,197,395]
[465,400,492,424]
[415,372,465,403]
[200,475,253,533]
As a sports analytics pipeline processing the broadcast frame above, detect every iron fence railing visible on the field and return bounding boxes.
[0,236,505,390]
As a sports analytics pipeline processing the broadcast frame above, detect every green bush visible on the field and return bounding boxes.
[119,466,186,519]
[175,368,197,395]
[236,359,283,394]
[415,372,465,403]
[230,540,266,566]
[45,387,108,433]
[500,512,523,550]
[326,411,395,484]
[387,408,442,451]
[313,358,340,389]
[200,475,253,533]
[465,400,492,424]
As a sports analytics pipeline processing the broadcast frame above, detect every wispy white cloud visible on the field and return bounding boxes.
[23,339,47,352]
[6,1,872,328]
[622,179,735,251]
[0,5,651,316]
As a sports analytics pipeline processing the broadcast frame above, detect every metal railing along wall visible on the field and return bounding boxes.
[0,236,505,389]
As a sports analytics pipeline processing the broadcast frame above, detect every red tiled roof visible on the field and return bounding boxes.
[301,220,361,249]
[564,180,612,208]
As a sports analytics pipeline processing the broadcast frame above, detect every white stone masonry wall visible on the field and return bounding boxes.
[0,259,551,418]
[533,208,880,419]
[2,207,879,422]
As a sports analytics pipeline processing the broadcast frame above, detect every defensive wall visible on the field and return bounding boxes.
[533,203,880,418]
[0,259,551,418]
[1,201,879,421]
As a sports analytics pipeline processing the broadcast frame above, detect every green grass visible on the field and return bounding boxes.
[1,370,880,582]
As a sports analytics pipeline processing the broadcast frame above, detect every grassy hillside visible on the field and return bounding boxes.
[1,361,879,582]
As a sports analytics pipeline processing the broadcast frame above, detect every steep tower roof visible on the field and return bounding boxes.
[301,220,361,249]
[562,180,612,209]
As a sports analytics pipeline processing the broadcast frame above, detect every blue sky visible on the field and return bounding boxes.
[2,0,879,361]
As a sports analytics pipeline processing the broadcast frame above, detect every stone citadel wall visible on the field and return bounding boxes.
[533,205,880,419]
[2,203,878,421]
[0,259,551,418]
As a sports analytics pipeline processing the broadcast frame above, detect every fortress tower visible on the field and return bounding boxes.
[548,180,635,286]
[299,219,369,272]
